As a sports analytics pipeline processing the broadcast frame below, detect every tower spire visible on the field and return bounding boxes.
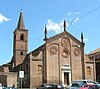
[17,10,25,29]
[64,20,66,32]
[44,26,48,41]
[81,32,84,43]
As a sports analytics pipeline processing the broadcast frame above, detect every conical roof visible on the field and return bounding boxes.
[17,10,25,29]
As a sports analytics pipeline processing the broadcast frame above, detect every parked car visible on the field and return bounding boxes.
[73,80,94,85]
[0,83,6,89]
[49,84,64,89]
[37,84,50,89]
[70,82,99,89]
[69,82,84,89]
[94,82,100,89]
[0,83,2,89]
[73,80,99,89]
[6,87,16,89]
[84,84,98,89]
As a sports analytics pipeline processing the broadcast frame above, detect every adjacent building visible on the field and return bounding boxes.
[88,48,100,83]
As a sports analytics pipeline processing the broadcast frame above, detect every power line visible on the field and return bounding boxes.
[79,6,100,18]
[71,6,100,25]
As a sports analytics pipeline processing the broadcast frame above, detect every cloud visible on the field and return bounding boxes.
[46,11,80,33]
[46,19,68,33]
[67,12,71,16]
[83,37,88,42]
[67,11,80,16]
[66,11,80,26]
[71,17,80,25]
[0,14,10,23]
[74,12,80,15]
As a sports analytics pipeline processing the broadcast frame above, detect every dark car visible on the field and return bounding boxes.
[69,82,84,89]
[37,84,50,89]
[49,84,64,89]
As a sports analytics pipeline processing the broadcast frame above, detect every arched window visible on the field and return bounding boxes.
[38,65,42,74]
[20,34,24,41]
[20,51,23,55]
[87,67,91,75]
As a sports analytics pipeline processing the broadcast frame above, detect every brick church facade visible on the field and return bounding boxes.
[0,11,97,88]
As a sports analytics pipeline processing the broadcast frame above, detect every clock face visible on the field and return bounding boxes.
[61,37,70,47]
[49,46,57,55]
[62,49,70,58]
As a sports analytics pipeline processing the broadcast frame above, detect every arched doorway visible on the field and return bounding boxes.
[0,75,7,86]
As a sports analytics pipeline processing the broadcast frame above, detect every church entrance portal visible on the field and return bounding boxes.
[62,64,71,87]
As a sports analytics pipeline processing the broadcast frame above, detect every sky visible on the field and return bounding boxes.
[0,0,100,65]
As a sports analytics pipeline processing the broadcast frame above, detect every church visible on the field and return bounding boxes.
[0,11,96,88]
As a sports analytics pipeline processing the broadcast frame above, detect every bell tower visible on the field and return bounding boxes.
[13,10,28,67]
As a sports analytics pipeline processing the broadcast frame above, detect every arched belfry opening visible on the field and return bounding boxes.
[20,34,24,41]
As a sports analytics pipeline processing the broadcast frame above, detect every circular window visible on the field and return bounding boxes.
[49,46,57,55]
[74,48,80,56]
[61,37,70,47]
[62,49,70,58]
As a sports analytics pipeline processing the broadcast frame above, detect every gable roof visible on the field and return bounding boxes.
[27,44,45,57]
[27,31,82,56]
[47,31,82,45]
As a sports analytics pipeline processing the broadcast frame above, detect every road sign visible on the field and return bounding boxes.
[19,71,24,78]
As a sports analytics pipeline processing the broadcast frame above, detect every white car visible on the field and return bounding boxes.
[0,83,2,89]
[73,79,95,85]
